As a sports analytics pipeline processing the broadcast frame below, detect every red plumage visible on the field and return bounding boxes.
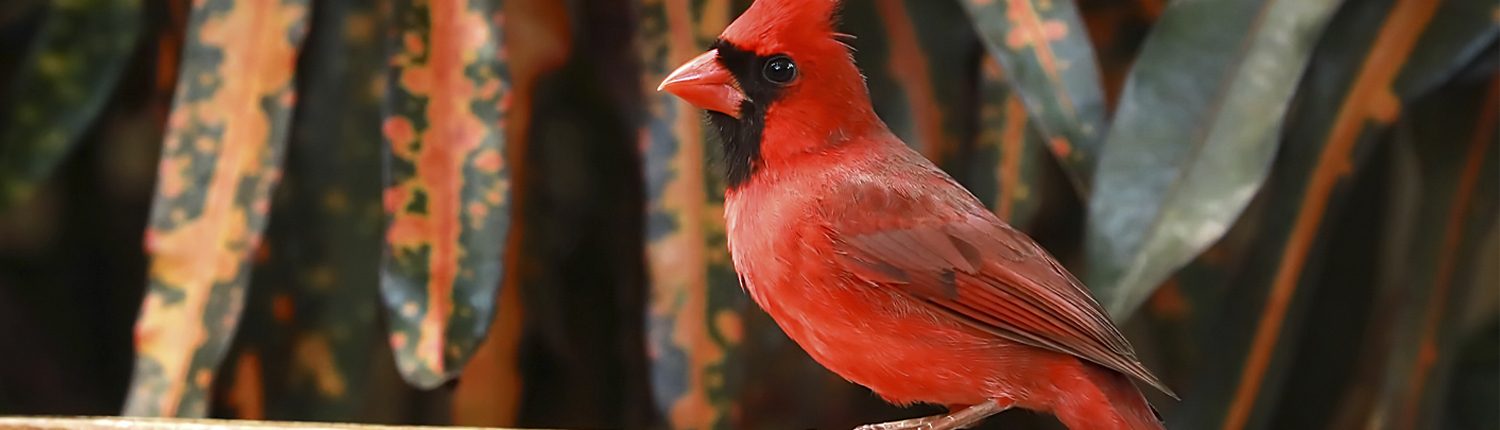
[659,0,1175,428]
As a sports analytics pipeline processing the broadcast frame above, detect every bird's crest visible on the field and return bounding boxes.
[722,0,843,54]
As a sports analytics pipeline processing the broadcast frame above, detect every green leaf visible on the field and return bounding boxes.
[381,0,513,389]
[1258,139,1404,429]
[1166,0,1499,428]
[1134,192,1271,414]
[1085,0,1345,318]
[1360,74,1498,430]
[211,0,387,420]
[956,0,1108,193]
[124,0,311,417]
[1436,299,1500,430]
[0,0,142,209]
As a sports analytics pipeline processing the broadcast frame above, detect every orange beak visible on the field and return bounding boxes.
[657,49,746,119]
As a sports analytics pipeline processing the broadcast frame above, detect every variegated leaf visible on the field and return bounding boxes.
[637,0,748,427]
[957,0,1108,193]
[380,0,513,389]
[124,0,311,417]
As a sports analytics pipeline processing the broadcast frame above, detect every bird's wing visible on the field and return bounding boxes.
[828,188,1177,398]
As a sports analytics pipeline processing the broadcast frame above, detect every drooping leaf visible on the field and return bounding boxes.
[1168,0,1499,428]
[1136,189,1271,409]
[867,0,979,170]
[1085,0,1345,318]
[636,0,747,428]
[965,55,1048,230]
[956,0,1108,193]
[1433,248,1500,430]
[380,0,513,389]
[452,0,578,424]
[123,0,311,417]
[0,0,143,208]
[501,3,660,421]
[209,0,389,421]
[1077,0,1163,107]
[1258,138,1403,429]
[1360,74,1498,430]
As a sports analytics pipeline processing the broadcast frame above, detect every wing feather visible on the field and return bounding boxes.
[833,208,1178,399]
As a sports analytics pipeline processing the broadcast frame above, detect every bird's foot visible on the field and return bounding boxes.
[853,400,1009,430]
[853,415,942,430]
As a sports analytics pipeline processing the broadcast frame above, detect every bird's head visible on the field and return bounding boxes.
[657,0,882,188]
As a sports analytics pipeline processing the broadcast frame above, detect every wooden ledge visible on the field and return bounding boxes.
[0,417,527,430]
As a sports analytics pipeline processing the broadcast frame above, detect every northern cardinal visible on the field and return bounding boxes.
[657,0,1176,429]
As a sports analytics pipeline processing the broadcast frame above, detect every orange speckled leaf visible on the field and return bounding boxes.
[451,0,575,423]
[123,0,310,418]
[868,0,974,167]
[381,0,512,389]
[967,55,1047,230]
[958,0,1107,193]
[209,0,387,420]
[638,0,747,427]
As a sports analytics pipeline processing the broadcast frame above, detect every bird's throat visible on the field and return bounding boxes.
[708,101,765,190]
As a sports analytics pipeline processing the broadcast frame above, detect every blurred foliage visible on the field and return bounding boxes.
[0,0,1494,429]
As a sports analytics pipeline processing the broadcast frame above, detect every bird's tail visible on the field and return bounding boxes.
[1051,362,1166,430]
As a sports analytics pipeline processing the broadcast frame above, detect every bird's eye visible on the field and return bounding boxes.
[762,55,797,85]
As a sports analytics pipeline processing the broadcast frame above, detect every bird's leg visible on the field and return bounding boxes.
[920,401,1007,430]
[853,400,1010,430]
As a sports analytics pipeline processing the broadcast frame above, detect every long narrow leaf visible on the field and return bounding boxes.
[1085,0,1344,318]
[380,0,513,389]
[0,0,142,208]
[967,56,1048,230]
[1170,0,1498,428]
[956,0,1108,192]
[1137,192,1271,408]
[1364,75,1498,430]
[869,0,978,170]
[451,0,578,424]
[637,0,746,427]
[210,0,386,420]
[124,0,311,417]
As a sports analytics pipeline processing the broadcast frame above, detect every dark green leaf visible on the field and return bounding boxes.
[1168,0,1497,428]
[0,0,142,208]
[1360,74,1498,430]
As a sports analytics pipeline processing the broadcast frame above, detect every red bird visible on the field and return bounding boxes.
[657,0,1176,429]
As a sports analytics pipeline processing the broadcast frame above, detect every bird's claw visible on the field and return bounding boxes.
[852,400,1008,430]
